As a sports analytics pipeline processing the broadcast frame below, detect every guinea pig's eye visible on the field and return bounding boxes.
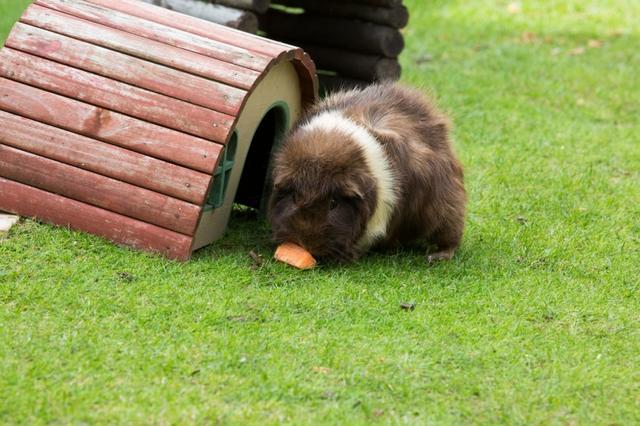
[329,198,338,210]
[275,186,293,199]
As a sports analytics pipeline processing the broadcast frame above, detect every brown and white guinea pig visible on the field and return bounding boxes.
[267,82,466,263]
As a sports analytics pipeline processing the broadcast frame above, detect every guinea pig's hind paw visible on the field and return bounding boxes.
[426,249,455,264]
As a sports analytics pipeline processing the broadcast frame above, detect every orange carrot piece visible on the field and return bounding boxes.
[274,242,317,270]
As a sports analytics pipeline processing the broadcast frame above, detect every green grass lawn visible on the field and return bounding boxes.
[1,0,639,424]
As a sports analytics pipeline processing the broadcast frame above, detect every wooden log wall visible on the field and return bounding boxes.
[149,0,408,92]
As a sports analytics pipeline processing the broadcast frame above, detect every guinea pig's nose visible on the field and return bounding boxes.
[296,221,317,236]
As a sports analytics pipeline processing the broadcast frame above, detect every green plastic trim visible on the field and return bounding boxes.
[263,101,291,155]
[205,132,238,210]
[203,102,291,212]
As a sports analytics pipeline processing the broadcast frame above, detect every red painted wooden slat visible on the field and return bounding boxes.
[0,77,221,175]
[292,50,321,108]
[0,110,212,205]
[21,4,259,91]
[0,144,201,235]
[80,0,318,105]
[0,177,193,260]
[94,1,317,109]
[34,0,272,72]
[84,0,293,58]
[8,23,246,116]
[0,48,234,143]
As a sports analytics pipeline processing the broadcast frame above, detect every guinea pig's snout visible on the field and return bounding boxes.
[289,223,320,247]
[284,211,329,253]
[293,218,317,237]
[272,208,317,241]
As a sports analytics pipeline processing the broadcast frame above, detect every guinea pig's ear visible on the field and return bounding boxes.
[272,173,288,190]
[272,176,295,202]
[342,182,364,200]
[343,176,375,201]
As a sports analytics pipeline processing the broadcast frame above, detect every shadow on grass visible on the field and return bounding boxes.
[191,207,272,260]
[190,205,484,287]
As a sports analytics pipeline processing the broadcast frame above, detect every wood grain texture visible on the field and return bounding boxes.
[0,177,193,260]
[83,0,290,58]
[22,4,259,91]
[0,77,222,175]
[0,110,212,205]
[291,50,320,108]
[33,0,272,73]
[7,23,246,116]
[143,0,259,33]
[0,144,201,235]
[70,0,318,106]
[0,48,234,143]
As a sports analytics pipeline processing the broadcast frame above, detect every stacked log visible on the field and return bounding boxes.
[262,0,407,92]
[274,0,408,30]
[146,0,408,92]
[142,0,262,33]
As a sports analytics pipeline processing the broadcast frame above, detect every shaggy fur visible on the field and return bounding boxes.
[268,82,466,263]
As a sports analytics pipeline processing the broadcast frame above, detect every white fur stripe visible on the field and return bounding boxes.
[303,111,398,248]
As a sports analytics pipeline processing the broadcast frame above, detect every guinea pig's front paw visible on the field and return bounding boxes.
[426,249,455,264]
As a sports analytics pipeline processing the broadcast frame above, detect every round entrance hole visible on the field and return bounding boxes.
[234,103,290,211]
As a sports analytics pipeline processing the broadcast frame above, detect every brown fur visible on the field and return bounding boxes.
[268,82,466,263]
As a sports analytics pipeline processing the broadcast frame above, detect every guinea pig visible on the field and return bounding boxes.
[267,82,466,263]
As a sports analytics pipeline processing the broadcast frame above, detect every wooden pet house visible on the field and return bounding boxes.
[0,0,317,260]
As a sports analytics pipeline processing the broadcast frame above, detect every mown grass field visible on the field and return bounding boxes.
[1,0,639,424]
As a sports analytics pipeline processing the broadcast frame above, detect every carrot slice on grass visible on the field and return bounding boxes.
[274,242,317,270]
